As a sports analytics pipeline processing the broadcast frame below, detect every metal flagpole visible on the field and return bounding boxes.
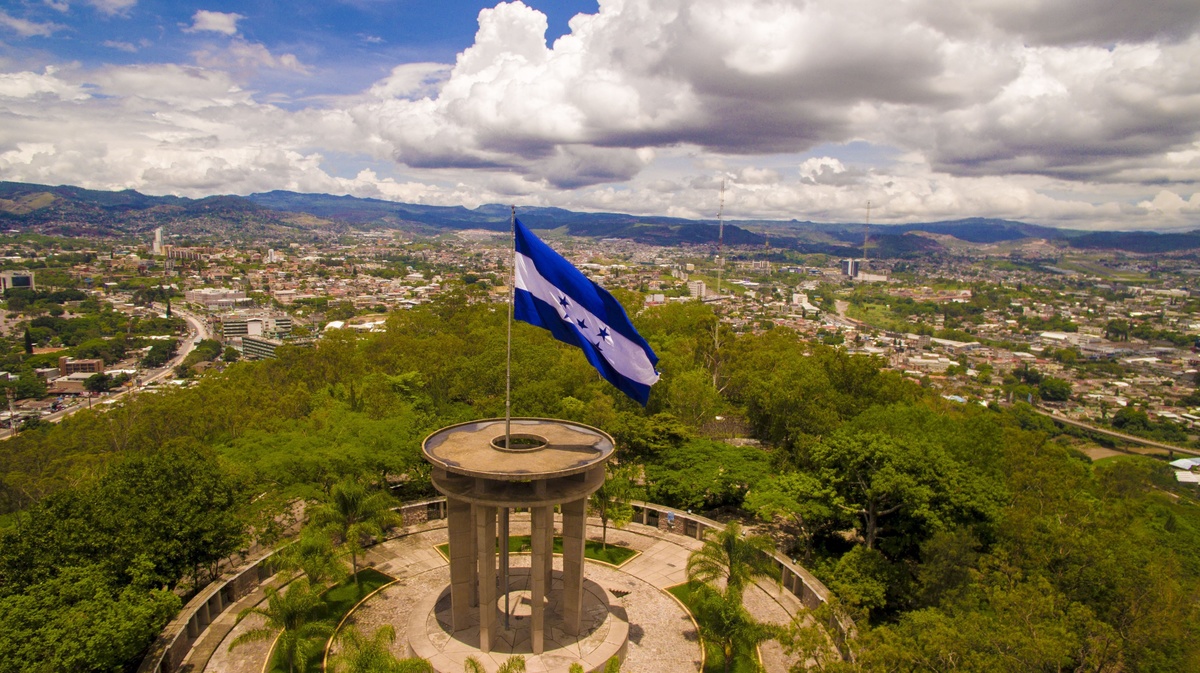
[503,205,515,629]
[506,206,515,446]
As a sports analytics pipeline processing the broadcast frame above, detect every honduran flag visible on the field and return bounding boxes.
[513,218,660,406]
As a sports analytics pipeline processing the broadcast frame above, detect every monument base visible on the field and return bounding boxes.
[407,568,628,673]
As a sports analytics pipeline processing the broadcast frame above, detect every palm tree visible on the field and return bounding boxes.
[229,578,331,673]
[693,586,778,673]
[312,479,401,591]
[590,464,635,550]
[465,655,525,673]
[329,624,432,673]
[271,525,349,589]
[686,521,779,600]
[498,656,526,673]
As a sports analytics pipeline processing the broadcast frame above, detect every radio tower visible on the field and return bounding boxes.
[713,179,726,388]
[862,200,872,270]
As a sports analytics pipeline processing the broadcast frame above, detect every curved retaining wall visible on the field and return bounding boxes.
[137,496,852,672]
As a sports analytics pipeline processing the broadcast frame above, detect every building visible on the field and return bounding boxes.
[151,227,163,255]
[211,311,293,341]
[185,287,249,310]
[0,270,35,292]
[241,335,284,360]
[854,271,889,283]
[58,357,104,376]
[841,259,860,277]
[162,245,205,261]
[687,280,707,299]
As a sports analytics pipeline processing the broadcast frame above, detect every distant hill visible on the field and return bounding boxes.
[0,182,337,239]
[0,181,1197,253]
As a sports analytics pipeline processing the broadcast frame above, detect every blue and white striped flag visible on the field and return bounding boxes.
[513,218,660,405]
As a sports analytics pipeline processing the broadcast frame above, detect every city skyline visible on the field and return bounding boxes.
[2,0,1200,230]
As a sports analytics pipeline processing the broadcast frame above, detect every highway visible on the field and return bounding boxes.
[1033,407,1200,458]
[3,306,211,436]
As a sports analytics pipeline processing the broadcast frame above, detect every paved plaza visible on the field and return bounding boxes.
[195,517,808,673]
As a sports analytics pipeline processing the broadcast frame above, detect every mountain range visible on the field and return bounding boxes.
[2,181,1198,255]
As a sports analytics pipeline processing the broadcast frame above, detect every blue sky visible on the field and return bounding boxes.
[2,0,1200,230]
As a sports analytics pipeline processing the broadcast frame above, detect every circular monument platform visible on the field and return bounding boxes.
[407,568,628,673]
[420,418,624,672]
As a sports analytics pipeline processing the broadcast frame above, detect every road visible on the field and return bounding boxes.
[1033,407,1200,458]
[3,306,211,435]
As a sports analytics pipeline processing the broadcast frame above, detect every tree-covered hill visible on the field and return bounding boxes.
[1,290,1199,672]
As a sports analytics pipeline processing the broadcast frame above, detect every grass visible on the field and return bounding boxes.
[435,535,638,566]
[266,568,393,673]
[668,582,763,673]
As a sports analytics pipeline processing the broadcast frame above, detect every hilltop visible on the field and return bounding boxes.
[2,181,1198,254]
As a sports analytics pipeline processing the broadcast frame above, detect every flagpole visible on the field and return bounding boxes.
[506,206,515,447]
[503,206,515,629]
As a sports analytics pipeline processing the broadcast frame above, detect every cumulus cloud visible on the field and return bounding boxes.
[0,10,64,37]
[4,0,1200,230]
[193,40,310,75]
[186,10,243,35]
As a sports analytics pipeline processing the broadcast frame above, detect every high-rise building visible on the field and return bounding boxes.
[0,271,34,292]
[841,259,860,277]
[151,227,163,255]
[687,280,707,298]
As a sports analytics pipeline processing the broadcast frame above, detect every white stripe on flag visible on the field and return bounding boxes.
[515,251,660,387]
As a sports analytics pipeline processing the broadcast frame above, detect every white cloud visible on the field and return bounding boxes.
[86,0,136,16]
[102,40,138,53]
[367,63,451,100]
[0,10,63,37]
[193,40,310,75]
[186,10,243,36]
[3,0,1200,231]
[0,66,89,99]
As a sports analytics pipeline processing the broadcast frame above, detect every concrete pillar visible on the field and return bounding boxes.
[561,497,587,636]
[530,506,550,654]
[475,504,498,652]
[447,496,474,631]
[197,601,210,627]
[544,507,555,591]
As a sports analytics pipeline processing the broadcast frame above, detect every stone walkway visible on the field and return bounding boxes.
[199,518,809,673]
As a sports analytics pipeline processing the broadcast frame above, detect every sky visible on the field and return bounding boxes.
[1,0,1200,231]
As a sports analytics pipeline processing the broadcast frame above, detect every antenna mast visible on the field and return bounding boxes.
[713,179,725,389]
[863,200,871,268]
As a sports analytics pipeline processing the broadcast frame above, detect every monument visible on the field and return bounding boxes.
[414,417,628,672]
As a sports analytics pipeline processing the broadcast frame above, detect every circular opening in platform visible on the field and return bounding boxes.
[491,433,548,452]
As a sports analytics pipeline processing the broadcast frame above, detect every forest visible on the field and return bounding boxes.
[1,288,1199,672]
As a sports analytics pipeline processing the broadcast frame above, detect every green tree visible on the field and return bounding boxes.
[22,327,33,355]
[692,583,778,673]
[272,525,348,588]
[590,464,635,549]
[745,471,842,561]
[312,480,401,591]
[0,565,180,673]
[230,578,331,673]
[1038,377,1072,402]
[83,372,113,393]
[329,624,432,673]
[809,429,991,553]
[686,520,779,600]
[224,345,241,362]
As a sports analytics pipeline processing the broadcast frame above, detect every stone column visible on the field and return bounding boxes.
[544,507,555,591]
[475,504,498,652]
[561,497,588,636]
[447,496,474,631]
[530,506,551,654]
